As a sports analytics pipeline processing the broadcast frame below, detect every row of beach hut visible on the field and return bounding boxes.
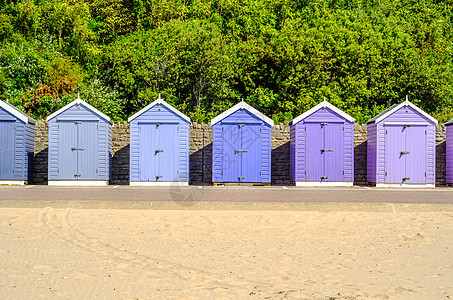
[0,96,449,187]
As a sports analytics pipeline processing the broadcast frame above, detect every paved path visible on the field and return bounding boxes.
[1,185,453,204]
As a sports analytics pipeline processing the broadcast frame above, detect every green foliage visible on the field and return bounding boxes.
[0,0,453,123]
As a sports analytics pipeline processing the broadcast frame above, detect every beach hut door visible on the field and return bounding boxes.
[305,123,344,182]
[58,121,98,180]
[222,123,262,182]
[139,123,179,182]
[385,125,426,183]
[0,121,15,180]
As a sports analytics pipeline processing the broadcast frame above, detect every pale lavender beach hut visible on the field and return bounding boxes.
[289,100,355,186]
[211,100,274,184]
[128,95,191,186]
[367,98,437,187]
[0,100,36,185]
[47,97,112,186]
[445,120,453,184]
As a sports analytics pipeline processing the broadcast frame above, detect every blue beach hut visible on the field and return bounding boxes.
[211,100,274,184]
[46,97,112,185]
[128,95,191,186]
[0,100,36,185]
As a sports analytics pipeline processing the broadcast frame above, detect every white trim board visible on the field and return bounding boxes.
[289,100,355,126]
[46,97,111,124]
[48,181,109,186]
[210,101,274,126]
[0,100,36,125]
[0,180,25,185]
[130,181,189,187]
[372,99,438,124]
[294,181,353,187]
[128,95,191,123]
[375,183,435,188]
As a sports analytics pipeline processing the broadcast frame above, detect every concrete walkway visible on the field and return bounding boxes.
[1,185,453,211]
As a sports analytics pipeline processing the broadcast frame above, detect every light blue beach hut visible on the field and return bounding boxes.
[128,95,191,186]
[0,100,36,185]
[46,97,112,185]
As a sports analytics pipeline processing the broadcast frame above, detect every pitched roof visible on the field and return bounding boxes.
[444,119,453,126]
[46,96,111,123]
[128,94,191,123]
[210,100,274,126]
[367,98,438,124]
[289,100,355,126]
[0,100,36,125]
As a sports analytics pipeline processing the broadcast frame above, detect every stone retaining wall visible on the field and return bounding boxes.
[31,122,447,185]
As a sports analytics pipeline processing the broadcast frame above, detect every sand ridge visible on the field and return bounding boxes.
[0,207,452,299]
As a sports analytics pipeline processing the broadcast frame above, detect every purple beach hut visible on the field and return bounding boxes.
[289,100,355,186]
[211,100,274,184]
[445,119,453,184]
[0,100,36,185]
[128,95,191,186]
[367,98,437,187]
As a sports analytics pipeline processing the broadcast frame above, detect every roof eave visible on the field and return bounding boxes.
[210,101,274,126]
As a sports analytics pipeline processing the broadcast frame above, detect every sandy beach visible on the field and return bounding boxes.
[0,204,452,299]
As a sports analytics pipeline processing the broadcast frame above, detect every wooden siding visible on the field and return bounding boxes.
[48,102,111,181]
[48,120,59,180]
[98,121,108,180]
[261,124,271,183]
[24,122,35,181]
[129,122,140,181]
[219,109,263,124]
[447,126,453,183]
[426,125,436,184]
[367,123,377,183]
[376,123,386,183]
[303,107,348,123]
[295,122,306,182]
[212,125,223,182]
[13,121,25,180]
[289,125,295,181]
[178,124,190,182]
[344,121,354,182]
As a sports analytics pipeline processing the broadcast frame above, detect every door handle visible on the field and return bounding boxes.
[71,147,84,150]
[155,150,164,153]
[74,174,81,177]
[321,176,328,179]
[321,122,328,125]
[402,177,410,181]
[400,151,410,155]
[235,149,248,153]
[321,149,334,152]
[238,176,245,179]
[238,124,245,127]
[156,176,162,180]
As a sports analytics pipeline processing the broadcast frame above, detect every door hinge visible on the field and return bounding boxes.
[177,170,179,174]
[385,172,387,177]
[58,169,59,174]
[425,130,427,135]
[97,124,99,129]
[425,172,427,177]
[58,124,60,129]
[96,169,98,174]
[342,170,344,175]
[386,130,387,134]
[13,169,14,174]
[14,125,16,130]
